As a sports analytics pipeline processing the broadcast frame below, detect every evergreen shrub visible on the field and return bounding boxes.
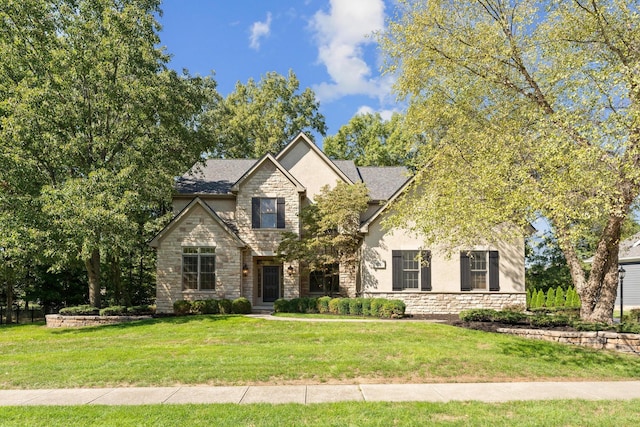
[379,300,406,318]
[59,305,100,316]
[459,309,497,322]
[99,306,127,316]
[232,297,252,314]
[328,298,341,314]
[337,298,350,315]
[218,298,233,314]
[173,300,191,316]
[349,298,364,316]
[317,296,331,313]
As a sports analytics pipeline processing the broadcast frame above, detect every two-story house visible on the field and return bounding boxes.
[150,133,526,314]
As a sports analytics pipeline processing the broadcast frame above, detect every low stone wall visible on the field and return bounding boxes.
[45,314,152,328]
[362,292,526,315]
[498,328,640,355]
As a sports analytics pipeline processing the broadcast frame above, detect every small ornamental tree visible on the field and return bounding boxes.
[535,290,546,309]
[545,288,556,308]
[278,182,369,295]
[555,286,566,308]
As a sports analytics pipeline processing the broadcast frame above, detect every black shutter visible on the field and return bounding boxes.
[251,198,260,229]
[460,252,471,291]
[420,250,432,291]
[392,250,402,291]
[489,251,500,291]
[277,197,285,228]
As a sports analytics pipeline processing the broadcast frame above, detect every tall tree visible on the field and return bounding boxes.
[381,0,640,322]
[201,70,327,158]
[323,112,417,166]
[0,0,214,307]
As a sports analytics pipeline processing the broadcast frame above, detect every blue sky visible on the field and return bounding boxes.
[158,0,399,140]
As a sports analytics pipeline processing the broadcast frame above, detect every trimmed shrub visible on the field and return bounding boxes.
[502,303,525,313]
[232,297,252,314]
[328,298,341,314]
[317,296,331,314]
[535,289,545,308]
[59,305,99,316]
[173,300,191,316]
[459,309,497,322]
[218,299,232,314]
[369,298,386,317]
[349,298,364,316]
[379,300,406,318]
[294,297,318,313]
[361,298,371,316]
[337,298,350,315]
[129,305,155,315]
[190,300,208,314]
[573,321,613,332]
[526,289,532,308]
[491,310,526,324]
[99,306,127,316]
[273,298,292,313]
[629,308,640,323]
[616,322,640,334]
[529,314,571,327]
[554,286,565,308]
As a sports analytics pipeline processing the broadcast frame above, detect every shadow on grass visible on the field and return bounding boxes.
[499,339,640,374]
[49,314,244,335]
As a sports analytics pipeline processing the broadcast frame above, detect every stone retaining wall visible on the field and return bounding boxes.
[45,314,152,328]
[362,292,526,315]
[498,328,640,355]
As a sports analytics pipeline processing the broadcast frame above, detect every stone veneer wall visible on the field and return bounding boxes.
[362,292,526,315]
[498,328,640,355]
[46,314,151,328]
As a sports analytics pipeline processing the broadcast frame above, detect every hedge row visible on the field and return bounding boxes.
[59,305,155,316]
[459,308,640,333]
[173,298,252,316]
[274,297,406,319]
[526,286,581,309]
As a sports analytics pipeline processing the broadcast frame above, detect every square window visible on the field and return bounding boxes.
[182,247,216,291]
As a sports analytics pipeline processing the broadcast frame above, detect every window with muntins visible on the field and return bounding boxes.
[309,263,340,294]
[392,250,432,291]
[182,247,216,290]
[252,197,285,229]
[460,250,499,291]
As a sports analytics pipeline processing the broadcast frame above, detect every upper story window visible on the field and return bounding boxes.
[252,197,285,229]
[182,247,216,291]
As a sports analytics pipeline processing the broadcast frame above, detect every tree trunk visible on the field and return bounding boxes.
[5,280,13,324]
[86,249,101,308]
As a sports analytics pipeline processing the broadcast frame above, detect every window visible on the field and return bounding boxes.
[309,263,340,295]
[252,197,285,229]
[392,250,431,291]
[182,247,216,290]
[460,251,499,291]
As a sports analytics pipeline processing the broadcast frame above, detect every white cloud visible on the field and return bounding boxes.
[249,12,272,50]
[309,0,387,102]
[355,105,398,121]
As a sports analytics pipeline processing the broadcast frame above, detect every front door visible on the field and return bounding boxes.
[262,266,280,302]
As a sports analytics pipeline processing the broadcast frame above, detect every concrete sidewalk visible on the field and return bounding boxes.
[2,381,640,406]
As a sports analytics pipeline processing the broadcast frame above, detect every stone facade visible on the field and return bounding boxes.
[362,292,526,315]
[498,328,640,355]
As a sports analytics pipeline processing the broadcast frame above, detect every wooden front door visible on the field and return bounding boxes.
[262,266,280,302]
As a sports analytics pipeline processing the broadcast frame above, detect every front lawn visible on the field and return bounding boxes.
[1,315,640,389]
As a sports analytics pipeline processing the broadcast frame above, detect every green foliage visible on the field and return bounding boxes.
[128,305,155,316]
[491,311,527,325]
[190,300,208,315]
[278,182,369,276]
[554,287,566,308]
[273,299,293,313]
[526,289,532,309]
[369,299,386,317]
[201,70,326,158]
[629,309,640,323]
[218,299,232,315]
[59,305,99,316]
[328,298,341,314]
[573,322,614,332]
[380,0,640,322]
[615,322,640,334]
[361,298,372,316]
[349,298,364,316]
[317,296,331,314]
[529,315,571,328]
[231,298,252,314]
[323,112,416,167]
[173,300,191,316]
[379,300,406,319]
[565,287,582,309]
[545,288,556,308]
[337,298,351,315]
[99,306,128,316]
[535,290,546,309]
[459,309,498,322]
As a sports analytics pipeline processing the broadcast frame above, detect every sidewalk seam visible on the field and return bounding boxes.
[239,386,250,404]
[163,386,181,404]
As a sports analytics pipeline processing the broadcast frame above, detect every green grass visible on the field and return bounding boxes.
[2,400,640,426]
[2,315,640,389]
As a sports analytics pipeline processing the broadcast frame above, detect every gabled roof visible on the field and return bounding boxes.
[276,132,354,184]
[149,198,246,248]
[360,174,416,234]
[358,166,411,201]
[230,153,305,193]
[176,159,256,195]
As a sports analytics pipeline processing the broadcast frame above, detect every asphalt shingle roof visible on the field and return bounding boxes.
[619,232,640,260]
[176,159,257,194]
[358,166,411,201]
